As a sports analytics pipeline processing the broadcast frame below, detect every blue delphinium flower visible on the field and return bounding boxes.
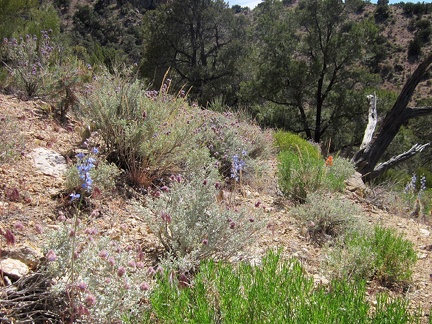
[418,174,427,198]
[404,173,427,199]
[231,153,246,182]
[76,149,98,193]
[404,173,417,194]
[70,193,81,201]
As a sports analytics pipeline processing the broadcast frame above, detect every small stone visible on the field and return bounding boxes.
[7,246,43,270]
[419,229,430,237]
[313,274,329,286]
[417,253,427,260]
[31,147,67,178]
[0,258,29,280]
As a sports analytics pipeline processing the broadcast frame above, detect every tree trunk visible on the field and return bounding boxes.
[352,53,432,182]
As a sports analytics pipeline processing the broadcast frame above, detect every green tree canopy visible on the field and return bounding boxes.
[245,0,379,147]
[140,0,248,105]
[0,0,60,39]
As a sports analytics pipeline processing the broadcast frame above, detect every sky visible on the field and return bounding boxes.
[227,0,432,9]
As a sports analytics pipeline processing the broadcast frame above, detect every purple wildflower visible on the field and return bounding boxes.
[46,250,57,262]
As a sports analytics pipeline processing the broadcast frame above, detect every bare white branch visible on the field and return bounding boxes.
[360,93,378,150]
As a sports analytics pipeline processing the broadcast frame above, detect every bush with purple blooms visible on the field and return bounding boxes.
[1,31,55,97]
[137,155,266,272]
[198,109,272,183]
[77,74,204,187]
[42,215,153,322]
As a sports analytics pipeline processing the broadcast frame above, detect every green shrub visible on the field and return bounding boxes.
[373,226,417,285]
[142,250,416,323]
[78,75,204,186]
[292,192,363,245]
[136,157,266,271]
[325,226,417,286]
[323,156,356,192]
[277,149,326,203]
[273,130,320,158]
[276,133,355,201]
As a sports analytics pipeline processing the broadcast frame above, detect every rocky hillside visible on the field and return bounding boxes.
[0,92,431,322]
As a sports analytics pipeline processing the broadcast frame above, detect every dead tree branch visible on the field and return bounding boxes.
[360,93,378,150]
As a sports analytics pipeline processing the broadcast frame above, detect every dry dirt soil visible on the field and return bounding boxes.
[0,94,431,322]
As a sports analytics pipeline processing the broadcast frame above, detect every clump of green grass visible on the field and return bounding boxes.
[325,226,417,287]
[275,131,355,202]
[373,226,417,285]
[140,250,416,323]
[277,148,325,203]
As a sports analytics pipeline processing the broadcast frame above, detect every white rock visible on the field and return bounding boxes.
[313,274,329,285]
[7,246,43,270]
[0,258,29,280]
[31,147,67,177]
[420,229,430,237]
[417,253,427,260]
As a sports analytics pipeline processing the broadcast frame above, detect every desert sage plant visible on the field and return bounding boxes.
[199,109,272,181]
[77,74,204,186]
[2,30,55,97]
[43,213,152,322]
[137,156,266,271]
[292,192,364,245]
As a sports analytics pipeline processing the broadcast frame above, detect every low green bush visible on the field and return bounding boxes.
[292,192,363,245]
[373,226,417,285]
[78,75,204,186]
[273,130,320,158]
[325,226,417,286]
[277,149,325,203]
[141,250,416,323]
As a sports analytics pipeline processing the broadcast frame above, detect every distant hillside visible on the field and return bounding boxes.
[54,0,431,103]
